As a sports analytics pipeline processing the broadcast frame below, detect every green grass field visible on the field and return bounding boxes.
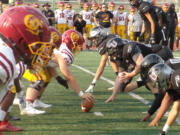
[4,51,180,135]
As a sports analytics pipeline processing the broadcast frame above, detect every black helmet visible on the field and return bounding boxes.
[106,37,125,61]
[129,0,142,7]
[89,26,107,47]
[141,54,164,83]
[148,63,173,93]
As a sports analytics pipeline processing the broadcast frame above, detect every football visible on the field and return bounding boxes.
[81,97,94,112]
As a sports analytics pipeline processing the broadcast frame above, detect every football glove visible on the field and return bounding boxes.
[56,76,69,89]
[85,83,95,93]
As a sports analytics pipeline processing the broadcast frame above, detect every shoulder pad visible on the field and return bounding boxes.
[126,42,141,56]
[139,2,151,14]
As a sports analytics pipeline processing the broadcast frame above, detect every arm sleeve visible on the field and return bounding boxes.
[148,93,165,115]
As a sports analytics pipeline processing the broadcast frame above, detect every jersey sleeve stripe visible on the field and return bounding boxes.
[61,49,74,62]
[18,62,22,79]
[0,60,10,84]
[0,52,14,77]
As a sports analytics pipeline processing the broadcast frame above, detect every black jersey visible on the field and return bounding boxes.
[166,59,180,70]
[167,70,180,101]
[137,2,161,36]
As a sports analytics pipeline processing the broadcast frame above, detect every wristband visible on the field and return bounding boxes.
[91,79,97,86]
[78,91,84,97]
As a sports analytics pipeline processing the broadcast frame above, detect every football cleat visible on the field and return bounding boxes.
[33,99,52,108]
[0,122,23,132]
[21,102,45,116]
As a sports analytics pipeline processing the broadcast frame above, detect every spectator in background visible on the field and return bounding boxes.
[14,0,23,6]
[95,3,114,35]
[176,8,180,51]
[166,3,178,51]
[131,7,142,41]
[108,2,117,35]
[32,3,40,9]
[73,14,86,50]
[66,3,76,30]
[116,4,128,39]
[0,1,3,14]
[128,6,135,41]
[42,3,55,26]
[54,1,67,34]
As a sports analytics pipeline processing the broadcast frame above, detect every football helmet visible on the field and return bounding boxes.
[92,2,98,10]
[15,0,23,6]
[108,2,115,11]
[106,37,125,61]
[129,0,142,7]
[58,1,64,9]
[49,26,62,48]
[0,6,52,69]
[84,2,90,11]
[33,3,40,9]
[148,63,173,93]
[62,30,84,54]
[140,54,164,83]
[89,26,107,47]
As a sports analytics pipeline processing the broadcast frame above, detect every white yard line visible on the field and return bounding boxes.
[72,64,180,124]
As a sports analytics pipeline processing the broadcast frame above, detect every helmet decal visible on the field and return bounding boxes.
[51,32,60,43]
[24,14,43,36]
[71,32,79,43]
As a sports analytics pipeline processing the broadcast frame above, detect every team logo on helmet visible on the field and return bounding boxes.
[24,14,43,36]
[71,32,79,43]
[51,32,60,43]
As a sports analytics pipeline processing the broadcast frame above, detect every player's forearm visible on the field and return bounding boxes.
[152,93,172,123]
[124,81,139,92]
[166,101,180,126]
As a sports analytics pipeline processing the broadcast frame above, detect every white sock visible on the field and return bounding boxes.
[162,124,170,133]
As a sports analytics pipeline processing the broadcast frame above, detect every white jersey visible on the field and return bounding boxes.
[15,61,27,80]
[55,9,67,24]
[110,10,118,26]
[66,10,76,26]
[53,43,74,65]
[117,12,128,25]
[178,12,180,27]
[0,38,17,102]
[80,10,92,24]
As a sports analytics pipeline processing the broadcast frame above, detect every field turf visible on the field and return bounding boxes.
[5,51,180,135]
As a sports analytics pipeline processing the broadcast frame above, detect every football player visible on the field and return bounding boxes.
[108,2,117,34]
[65,3,76,30]
[110,54,167,121]
[116,4,128,39]
[147,63,180,135]
[14,0,23,6]
[21,26,67,115]
[86,26,173,93]
[92,2,99,28]
[80,2,93,37]
[0,6,52,132]
[32,3,40,9]
[176,7,180,50]
[55,1,68,34]
[129,0,162,44]
[52,29,94,103]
